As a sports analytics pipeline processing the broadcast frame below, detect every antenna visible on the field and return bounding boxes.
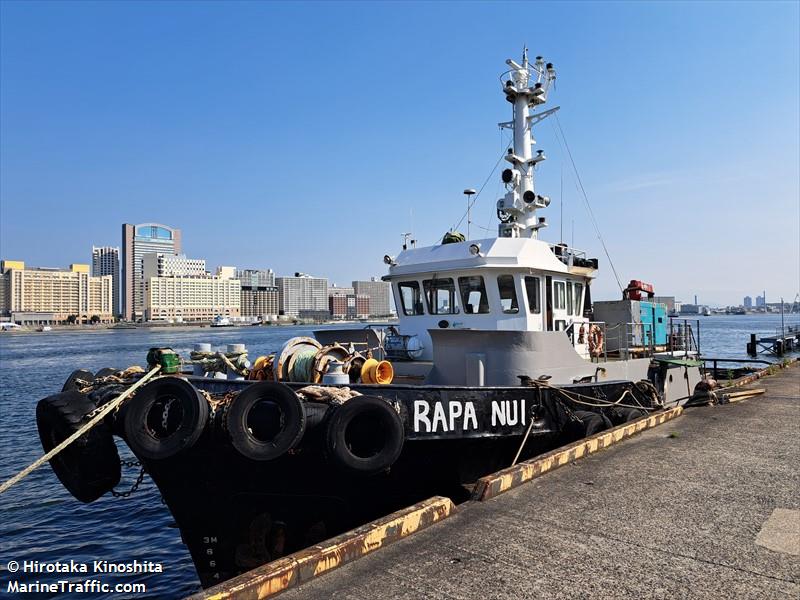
[463,189,476,239]
[560,165,564,243]
[401,232,412,251]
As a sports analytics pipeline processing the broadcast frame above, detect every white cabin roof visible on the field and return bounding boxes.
[384,237,576,279]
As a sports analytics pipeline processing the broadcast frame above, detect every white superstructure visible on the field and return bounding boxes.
[382,51,596,361]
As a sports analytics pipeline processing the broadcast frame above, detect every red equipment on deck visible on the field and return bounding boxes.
[623,279,655,301]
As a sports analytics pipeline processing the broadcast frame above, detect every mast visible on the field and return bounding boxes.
[497,49,557,238]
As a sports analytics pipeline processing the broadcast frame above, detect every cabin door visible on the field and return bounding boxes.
[545,276,553,331]
[552,279,568,330]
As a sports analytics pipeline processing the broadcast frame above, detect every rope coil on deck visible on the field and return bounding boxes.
[190,351,250,376]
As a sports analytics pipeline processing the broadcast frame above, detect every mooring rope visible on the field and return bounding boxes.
[189,351,249,376]
[0,365,162,496]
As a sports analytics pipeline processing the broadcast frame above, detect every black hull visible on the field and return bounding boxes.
[127,377,649,587]
[147,433,559,587]
[38,375,657,588]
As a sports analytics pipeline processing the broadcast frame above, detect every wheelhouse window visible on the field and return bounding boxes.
[497,275,519,314]
[554,281,566,310]
[524,276,541,314]
[566,282,574,315]
[458,276,490,314]
[423,278,459,315]
[398,281,424,316]
[574,282,584,316]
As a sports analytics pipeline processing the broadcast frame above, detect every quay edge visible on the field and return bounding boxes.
[186,496,455,600]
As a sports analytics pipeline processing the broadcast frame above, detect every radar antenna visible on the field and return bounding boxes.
[496,50,557,238]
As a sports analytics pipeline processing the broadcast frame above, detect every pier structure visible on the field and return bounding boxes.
[747,328,800,356]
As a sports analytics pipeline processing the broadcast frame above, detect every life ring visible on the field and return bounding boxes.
[588,324,604,357]
[62,369,95,392]
[36,390,121,503]
[123,377,209,460]
[323,396,404,475]
[225,382,306,461]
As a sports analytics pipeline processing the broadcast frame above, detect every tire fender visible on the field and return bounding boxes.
[573,409,609,436]
[225,382,306,461]
[62,370,95,392]
[324,396,404,476]
[36,390,121,503]
[123,377,208,460]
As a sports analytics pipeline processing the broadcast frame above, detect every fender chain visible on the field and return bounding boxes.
[111,461,145,498]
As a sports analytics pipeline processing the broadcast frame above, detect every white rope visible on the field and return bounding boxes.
[0,365,162,496]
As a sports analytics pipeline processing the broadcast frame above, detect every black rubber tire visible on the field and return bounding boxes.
[123,377,209,460]
[609,406,646,425]
[36,390,121,503]
[324,396,404,476]
[62,370,95,392]
[95,368,119,378]
[226,382,306,461]
[620,407,646,422]
[574,410,608,436]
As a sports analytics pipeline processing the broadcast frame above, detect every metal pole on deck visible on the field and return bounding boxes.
[781,297,785,339]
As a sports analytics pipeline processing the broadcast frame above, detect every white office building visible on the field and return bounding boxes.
[353,278,392,316]
[276,273,328,317]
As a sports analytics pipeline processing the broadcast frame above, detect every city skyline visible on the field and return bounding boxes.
[3,214,798,310]
[1,2,798,306]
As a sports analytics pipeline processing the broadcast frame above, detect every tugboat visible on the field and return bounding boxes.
[31,50,703,588]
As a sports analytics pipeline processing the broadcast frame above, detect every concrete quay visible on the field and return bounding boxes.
[275,364,799,599]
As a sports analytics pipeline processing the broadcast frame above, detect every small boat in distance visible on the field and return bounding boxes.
[210,315,233,327]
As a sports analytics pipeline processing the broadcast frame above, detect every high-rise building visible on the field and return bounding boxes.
[236,269,276,288]
[122,223,181,321]
[238,269,279,320]
[756,294,765,307]
[329,285,355,297]
[91,246,121,317]
[353,278,392,316]
[241,286,279,319]
[743,296,753,309]
[329,293,370,319]
[216,266,236,280]
[142,253,206,280]
[0,260,114,324]
[276,273,327,317]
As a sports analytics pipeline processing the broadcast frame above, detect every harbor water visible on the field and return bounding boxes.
[0,315,797,598]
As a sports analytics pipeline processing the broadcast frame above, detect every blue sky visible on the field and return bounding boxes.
[1,1,798,306]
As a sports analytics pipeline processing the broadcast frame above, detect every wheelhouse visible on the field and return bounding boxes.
[384,236,596,361]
